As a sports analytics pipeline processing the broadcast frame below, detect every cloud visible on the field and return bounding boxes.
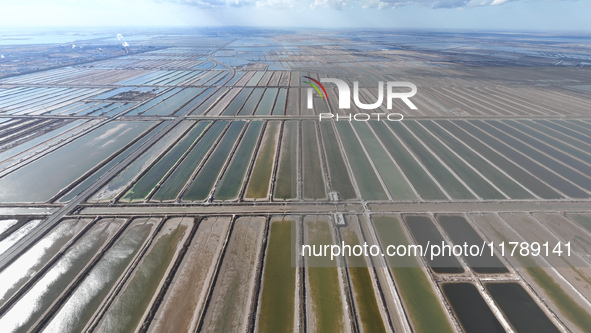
[310,0,350,9]
[160,0,291,8]
[160,0,537,9]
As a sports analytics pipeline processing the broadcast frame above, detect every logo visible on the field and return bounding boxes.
[303,76,329,101]
[304,77,417,121]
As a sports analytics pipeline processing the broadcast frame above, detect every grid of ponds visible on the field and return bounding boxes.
[1,31,590,333]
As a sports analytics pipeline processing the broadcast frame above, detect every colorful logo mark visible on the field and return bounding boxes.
[303,76,329,101]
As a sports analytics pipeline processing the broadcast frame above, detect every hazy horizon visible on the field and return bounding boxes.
[0,0,589,32]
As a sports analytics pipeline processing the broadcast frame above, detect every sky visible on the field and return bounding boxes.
[0,0,589,31]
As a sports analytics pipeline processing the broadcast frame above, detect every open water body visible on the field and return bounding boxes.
[0,121,152,202]
[437,215,508,274]
[0,219,123,333]
[90,121,192,202]
[58,121,167,203]
[44,219,156,333]
[0,219,88,306]
[184,121,245,200]
[95,219,188,333]
[443,283,504,333]
[0,32,112,45]
[404,215,464,274]
[215,121,263,200]
[0,119,89,167]
[486,283,559,333]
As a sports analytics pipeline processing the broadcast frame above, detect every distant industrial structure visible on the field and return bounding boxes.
[117,33,131,54]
